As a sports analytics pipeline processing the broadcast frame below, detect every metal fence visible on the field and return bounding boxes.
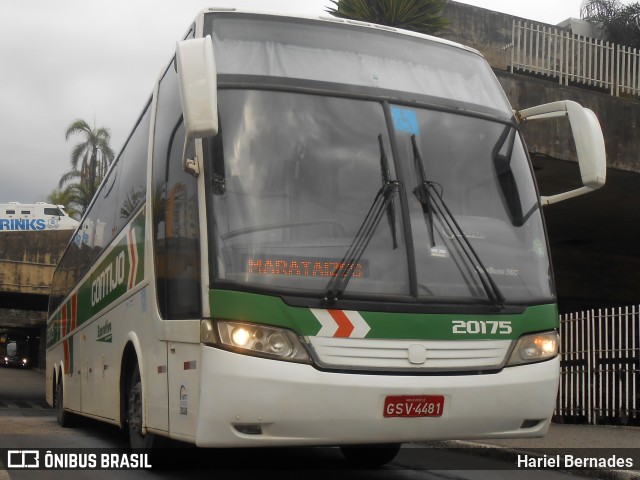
[555,306,640,425]
[511,20,640,98]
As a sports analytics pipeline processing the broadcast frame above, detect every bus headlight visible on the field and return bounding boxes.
[201,319,311,364]
[507,331,559,366]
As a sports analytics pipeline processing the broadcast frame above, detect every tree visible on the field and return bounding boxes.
[65,182,95,216]
[47,182,93,220]
[326,0,449,36]
[55,168,88,217]
[63,119,115,199]
[581,0,640,48]
[47,187,81,220]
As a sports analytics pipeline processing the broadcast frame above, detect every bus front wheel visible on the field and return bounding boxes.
[127,366,155,450]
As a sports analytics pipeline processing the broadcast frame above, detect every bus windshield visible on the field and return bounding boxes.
[209,90,554,305]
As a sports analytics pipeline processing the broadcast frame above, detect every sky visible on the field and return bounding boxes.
[0,0,626,204]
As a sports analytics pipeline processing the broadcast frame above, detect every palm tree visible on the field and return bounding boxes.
[64,119,115,199]
[581,0,640,48]
[47,181,93,220]
[64,182,95,218]
[55,168,86,216]
[47,187,81,220]
[326,0,449,36]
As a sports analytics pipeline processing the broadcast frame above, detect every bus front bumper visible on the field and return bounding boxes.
[195,346,559,447]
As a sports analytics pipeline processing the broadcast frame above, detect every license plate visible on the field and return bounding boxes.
[383,395,445,418]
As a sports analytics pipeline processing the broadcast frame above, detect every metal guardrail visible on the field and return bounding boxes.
[511,19,640,98]
[555,306,640,425]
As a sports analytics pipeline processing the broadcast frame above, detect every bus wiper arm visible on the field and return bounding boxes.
[412,136,435,249]
[411,135,505,310]
[322,136,398,306]
[378,134,398,250]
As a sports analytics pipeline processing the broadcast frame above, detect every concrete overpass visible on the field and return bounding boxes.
[533,154,640,313]
[497,68,640,313]
[0,230,73,367]
[442,1,640,313]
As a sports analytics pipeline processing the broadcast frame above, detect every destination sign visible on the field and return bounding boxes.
[243,255,368,278]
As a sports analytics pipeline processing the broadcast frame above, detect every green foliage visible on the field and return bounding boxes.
[46,187,81,220]
[57,118,115,217]
[326,0,449,36]
[581,0,640,48]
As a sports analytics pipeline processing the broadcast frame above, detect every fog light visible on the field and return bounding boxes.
[520,419,544,429]
[233,424,263,435]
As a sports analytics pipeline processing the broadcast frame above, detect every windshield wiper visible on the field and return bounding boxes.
[411,135,505,310]
[379,134,398,250]
[412,136,436,249]
[322,135,398,306]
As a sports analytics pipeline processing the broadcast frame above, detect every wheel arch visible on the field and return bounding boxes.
[119,333,143,428]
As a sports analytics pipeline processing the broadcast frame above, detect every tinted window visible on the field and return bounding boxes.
[49,104,150,314]
[116,105,150,232]
[211,90,408,297]
[84,164,119,254]
[152,61,201,320]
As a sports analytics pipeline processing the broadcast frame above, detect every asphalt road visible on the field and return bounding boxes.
[0,367,591,480]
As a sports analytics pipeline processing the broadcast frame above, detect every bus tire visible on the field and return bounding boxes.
[54,381,75,428]
[339,443,401,467]
[127,366,155,450]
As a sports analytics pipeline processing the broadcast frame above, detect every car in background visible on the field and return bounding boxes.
[3,341,30,368]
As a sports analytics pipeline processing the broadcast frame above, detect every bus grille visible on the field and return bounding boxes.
[306,337,512,372]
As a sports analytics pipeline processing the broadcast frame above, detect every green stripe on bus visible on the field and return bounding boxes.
[208,290,558,340]
[46,210,146,349]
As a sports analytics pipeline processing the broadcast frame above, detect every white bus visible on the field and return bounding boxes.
[0,202,79,232]
[46,8,606,466]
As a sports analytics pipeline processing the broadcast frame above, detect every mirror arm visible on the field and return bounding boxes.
[540,186,595,206]
[517,111,567,123]
[516,100,569,121]
[183,136,199,176]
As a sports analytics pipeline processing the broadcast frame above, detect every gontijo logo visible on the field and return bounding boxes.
[91,251,126,307]
[90,226,139,308]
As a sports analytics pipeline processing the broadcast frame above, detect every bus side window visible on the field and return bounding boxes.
[50,230,82,314]
[85,163,119,254]
[116,104,150,231]
[152,59,201,320]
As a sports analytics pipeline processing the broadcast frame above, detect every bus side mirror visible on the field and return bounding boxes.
[176,35,218,176]
[516,100,606,206]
